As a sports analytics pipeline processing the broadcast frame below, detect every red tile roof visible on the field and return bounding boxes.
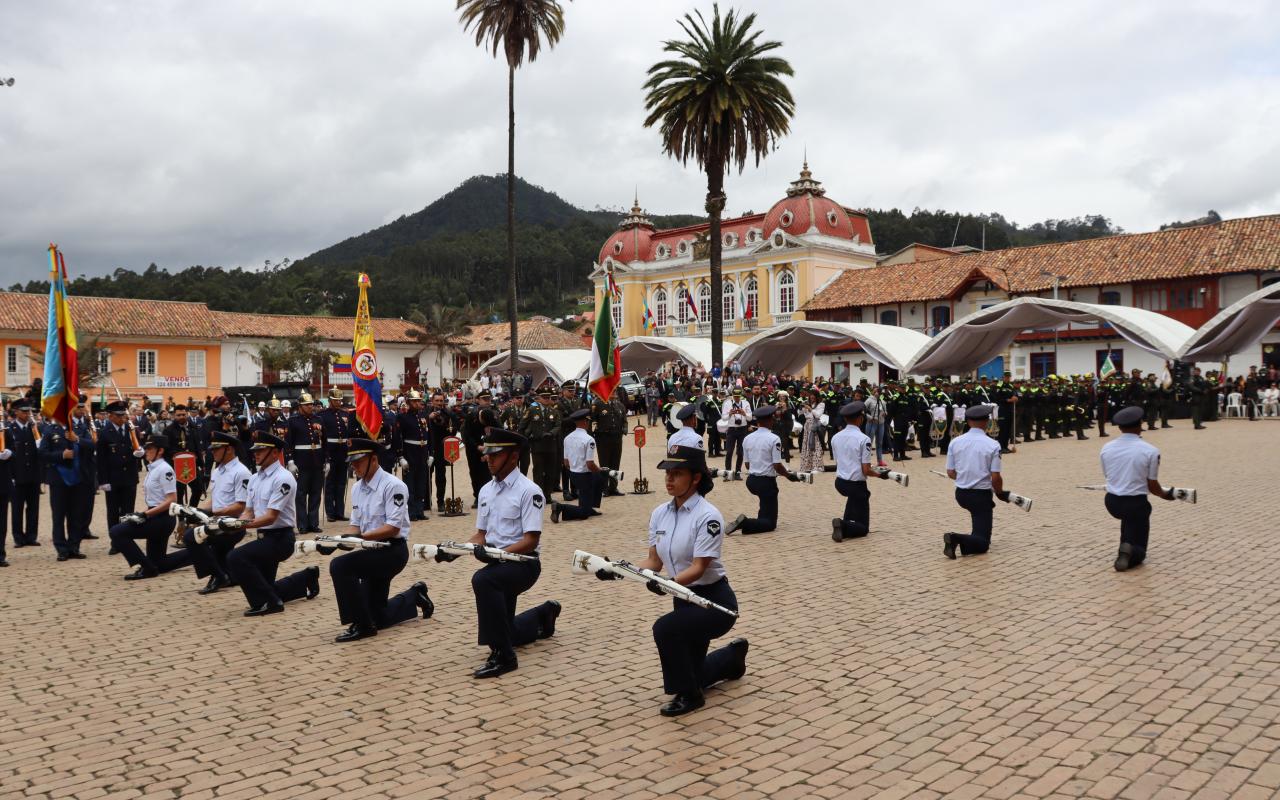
[212,311,426,344]
[0,292,223,338]
[805,214,1280,311]
[462,320,583,353]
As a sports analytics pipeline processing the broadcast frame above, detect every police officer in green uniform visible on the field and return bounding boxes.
[1188,367,1209,429]
[592,386,628,496]
[557,381,586,499]
[521,388,560,501]
[499,392,530,474]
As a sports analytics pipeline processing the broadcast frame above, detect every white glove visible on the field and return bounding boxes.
[427,455,434,468]
[132,448,145,458]
[287,460,298,476]
[0,449,11,460]
[100,483,112,492]
[398,457,409,470]
[217,518,245,531]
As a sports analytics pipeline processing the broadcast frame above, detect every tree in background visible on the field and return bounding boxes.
[407,303,475,389]
[644,4,794,369]
[456,0,569,381]
[253,326,334,385]
[28,334,115,391]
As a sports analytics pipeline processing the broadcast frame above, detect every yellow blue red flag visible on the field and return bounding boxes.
[41,244,79,426]
[351,273,382,438]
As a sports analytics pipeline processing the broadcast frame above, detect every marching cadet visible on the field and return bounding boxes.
[669,403,705,450]
[108,435,183,579]
[427,391,458,511]
[39,409,91,561]
[285,393,325,534]
[499,392,531,475]
[97,401,145,545]
[398,389,432,520]
[550,408,602,523]
[7,401,42,548]
[720,387,752,475]
[454,428,560,677]
[556,381,585,499]
[226,432,320,616]
[184,431,252,595]
[595,444,746,716]
[830,401,887,542]
[168,404,205,506]
[1100,406,1178,572]
[321,389,352,523]
[726,406,801,535]
[592,386,628,497]
[308,438,433,642]
[942,406,1005,559]
[520,388,560,502]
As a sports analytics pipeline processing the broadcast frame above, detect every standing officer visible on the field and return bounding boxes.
[183,431,251,595]
[942,406,1004,559]
[906,379,933,459]
[427,391,458,511]
[1100,406,1178,572]
[992,372,1018,453]
[321,389,352,523]
[551,408,602,523]
[1189,367,1209,429]
[0,405,12,565]
[285,392,325,534]
[397,389,432,520]
[70,398,100,544]
[720,388,752,476]
[226,432,320,616]
[39,412,89,561]
[316,437,433,642]
[726,406,800,535]
[520,388,560,502]
[458,428,560,678]
[107,435,180,579]
[701,387,723,457]
[7,401,42,548]
[669,403,705,450]
[830,401,887,542]
[97,400,144,539]
[463,390,496,506]
[556,382,584,499]
[593,386,627,497]
[498,392,530,475]
[168,404,205,506]
[771,391,796,462]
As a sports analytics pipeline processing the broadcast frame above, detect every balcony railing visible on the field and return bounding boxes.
[773,313,793,324]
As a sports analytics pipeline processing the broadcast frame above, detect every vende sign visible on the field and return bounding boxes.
[155,376,191,388]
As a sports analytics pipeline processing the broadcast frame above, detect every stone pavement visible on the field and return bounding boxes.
[2,419,1280,800]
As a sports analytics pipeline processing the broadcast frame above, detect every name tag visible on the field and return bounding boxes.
[654,530,667,538]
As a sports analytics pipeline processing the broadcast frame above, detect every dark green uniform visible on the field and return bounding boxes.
[520,398,560,500]
[592,395,628,495]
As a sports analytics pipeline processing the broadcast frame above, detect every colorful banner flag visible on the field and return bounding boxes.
[588,289,622,402]
[332,353,352,373]
[350,273,383,438]
[1099,351,1116,380]
[684,285,699,321]
[740,284,754,320]
[41,244,79,426]
[642,298,656,332]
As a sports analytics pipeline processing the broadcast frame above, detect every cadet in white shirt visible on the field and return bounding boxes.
[226,432,320,616]
[669,403,705,450]
[552,408,602,522]
[184,431,252,595]
[1100,406,1176,571]
[727,406,801,535]
[108,434,180,580]
[830,401,889,542]
[720,387,752,474]
[461,428,560,678]
[595,444,746,716]
[943,406,1005,559]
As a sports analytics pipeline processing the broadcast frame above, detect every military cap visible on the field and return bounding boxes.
[536,387,553,396]
[561,380,576,389]
[568,408,591,422]
[839,401,866,417]
[297,392,316,406]
[675,403,697,421]
[657,444,709,474]
[105,400,128,414]
[405,389,424,401]
[346,437,380,463]
[144,434,170,450]
[209,431,238,448]
[964,405,992,421]
[280,400,292,409]
[1112,406,1145,427]
[12,399,35,411]
[732,387,743,395]
[328,388,344,400]
[251,432,286,450]
[753,405,777,419]
[477,390,493,400]
[481,428,527,454]
[256,401,267,409]
[270,396,281,409]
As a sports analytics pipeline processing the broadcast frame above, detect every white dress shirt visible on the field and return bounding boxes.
[648,492,725,586]
[208,458,252,512]
[143,458,177,507]
[831,424,871,482]
[742,427,782,477]
[351,466,412,538]
[721,398,752,427]
[563,427,597,473]
[945,428,1002,490]
[476,468,544,551]
[669,425,704,450]
[1100,433,1159,496]
[247,459,298,529]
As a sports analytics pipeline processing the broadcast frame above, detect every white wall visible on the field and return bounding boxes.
[219,338,456,390]
[812,352,879,384]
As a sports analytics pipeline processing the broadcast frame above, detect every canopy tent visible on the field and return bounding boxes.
[733,321,931,374]
[907,297,1195,375]
[608,336,740,375]
[1177,283,1280,362]
[471,348,590,388]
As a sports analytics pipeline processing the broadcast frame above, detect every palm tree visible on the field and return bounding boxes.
[643,4,794,368]
[456,0,568,381]
[407,304,473,388]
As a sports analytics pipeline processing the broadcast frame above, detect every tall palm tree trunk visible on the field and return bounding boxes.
[706,154,726,370]
[507,63,519,378]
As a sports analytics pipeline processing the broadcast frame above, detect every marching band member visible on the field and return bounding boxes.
[1100,406,1176,572]
[720,387,751,475]
[98,400,144,533]
[943,406,1003,559]
[226,432,320,616]
[397,389,432,520]
[831,401,878,542]
[551,408,602,523]
[7,401,42,548]
[726,406,797,535]
[286,393,325,534]
[108,435,180,579]
[597,444,746,716]
[316,437,433,642]
[320,389,352,523]
[185,431,251,595]
[669,403,705,450]
[459,428,560,677]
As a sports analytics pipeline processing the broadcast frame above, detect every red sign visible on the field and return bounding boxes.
[173,451,197,485]
[443,435,461,464]
[633,425,646,448]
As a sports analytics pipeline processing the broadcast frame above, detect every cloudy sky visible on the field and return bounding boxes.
[2,0,1278,284]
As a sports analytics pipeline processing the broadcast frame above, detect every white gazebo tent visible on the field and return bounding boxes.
[471,348,590,387]
[611,336,740,375]
[733,321,931,374]
[907,297,1195,375]
[1177,282,1280,362]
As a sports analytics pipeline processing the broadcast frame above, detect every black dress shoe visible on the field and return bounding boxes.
[305,565,321,599]
[725,638,749,681]
[550,504,562,524]
[107,547,119,555]
[81,533,99,540]
[0,559,8,567]
[660,692,706,717]
[473,649,518,679]
[605,490,625,497]
[1114,543,1133,572]
[943,532,958,560]
[13,542,26,548]
[198,575,228,595]
[725,513,747,535]
[26,540,41,546]
[539,600,561,639]
[69,551,87,559]
[412,581,434,619]
[335,624,377,643]
[57,553,69,562]
[124,566,158,580]
[244,602,285,617]
[831,518,844,543]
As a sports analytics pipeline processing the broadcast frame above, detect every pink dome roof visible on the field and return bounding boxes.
[597,199,655,264]
[762,163,856,240]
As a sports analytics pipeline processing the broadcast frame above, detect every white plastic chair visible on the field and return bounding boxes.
[1225,392,1244,417]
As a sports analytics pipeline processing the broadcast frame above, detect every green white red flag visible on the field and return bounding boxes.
[588,290,621,402]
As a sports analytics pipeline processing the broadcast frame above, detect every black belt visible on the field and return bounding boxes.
[257,527,294,539]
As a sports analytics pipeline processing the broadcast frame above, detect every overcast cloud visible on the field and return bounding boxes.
[1,0,1278,284]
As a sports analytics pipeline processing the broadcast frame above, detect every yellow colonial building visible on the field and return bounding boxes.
[589,164,879,358]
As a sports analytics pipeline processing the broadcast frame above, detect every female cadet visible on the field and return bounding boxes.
[108,434,180,580]
[597,444,748,716]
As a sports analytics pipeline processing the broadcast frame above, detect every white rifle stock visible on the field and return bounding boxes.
[410,541,538,563]
[929,469,1033,512]
[712,468,742,481]
[870,467,909,487]
[169,503,211,526]
[295,535,390,555]
[1077,484,1197,503]
[570,549,738,619]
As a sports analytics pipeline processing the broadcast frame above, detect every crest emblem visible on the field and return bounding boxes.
[707,520,722,537]
[164,471,174,481]
[174,452,197,485]
[392,493,405,507]
[280,484,291,496]
[532,494,544,508]
[668,444,679,455]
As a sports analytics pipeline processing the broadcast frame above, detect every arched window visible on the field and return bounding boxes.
[653,288,668,328]
[745,277,759,319]
[697,283,712,322]
[777,270,796,314]
[880,309,898,326]
[611,289,623,333]
[723,280,737,322]
[676,286,691,325]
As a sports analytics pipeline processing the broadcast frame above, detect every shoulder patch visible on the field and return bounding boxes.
[241,479,249,489]
[164,471,174,481]
[279,484,290,496]
[532,494,544,508]
[706,520,722,537]
[392,492,405,507]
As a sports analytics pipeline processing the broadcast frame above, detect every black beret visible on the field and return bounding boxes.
[840,401,865,417]
[1112,406,1145,427]
[676,404,697,421]
[964,405,992,421]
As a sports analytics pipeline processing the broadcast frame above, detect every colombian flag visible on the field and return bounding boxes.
[41,245,79,426]
[350,274,383,438]
[332,354,352,373]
